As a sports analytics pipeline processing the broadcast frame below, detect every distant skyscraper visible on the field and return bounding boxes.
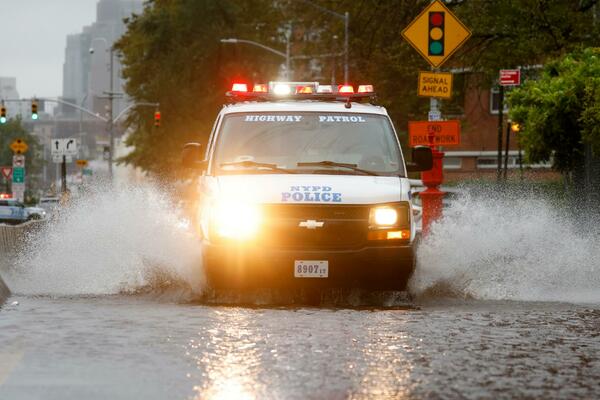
[0,77,29,118]
[62,0,143,117]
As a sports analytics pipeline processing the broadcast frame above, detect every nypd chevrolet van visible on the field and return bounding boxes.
[183,82,432,290]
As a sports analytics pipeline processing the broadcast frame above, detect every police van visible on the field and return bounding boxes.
[183,82,432,290]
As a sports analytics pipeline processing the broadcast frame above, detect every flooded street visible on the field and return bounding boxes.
[2,185,600,399]
[1,295,599,399]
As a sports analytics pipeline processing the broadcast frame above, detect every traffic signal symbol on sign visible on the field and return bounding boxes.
[428,12,445,56]
[402,0,471,68]
[10,139,29,154]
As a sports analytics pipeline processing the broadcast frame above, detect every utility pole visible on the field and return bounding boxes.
[61,155,67,193]
[496,85,504,182]
[107,46,114,179]
[344,11,349,83]
[504,120,511,180]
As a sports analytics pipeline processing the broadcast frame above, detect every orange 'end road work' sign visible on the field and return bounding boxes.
[408,120,461,147]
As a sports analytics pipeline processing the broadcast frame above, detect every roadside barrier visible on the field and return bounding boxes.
[0,220,44,302]
[0,220,44,255]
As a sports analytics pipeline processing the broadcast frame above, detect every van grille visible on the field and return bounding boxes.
[260,204,370,250]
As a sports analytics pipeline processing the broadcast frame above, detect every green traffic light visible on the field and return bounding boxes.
[32,113,39,120]
[0,116,6,124]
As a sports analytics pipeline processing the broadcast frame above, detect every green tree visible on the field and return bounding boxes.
[508,47,600,172]
[116,0,600,176]
[114,0,285,178]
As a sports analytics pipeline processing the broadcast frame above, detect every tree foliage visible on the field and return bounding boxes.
[509,47,600,172]
[115,0,600,177]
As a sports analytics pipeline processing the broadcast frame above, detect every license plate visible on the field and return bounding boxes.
[294,260,328,278]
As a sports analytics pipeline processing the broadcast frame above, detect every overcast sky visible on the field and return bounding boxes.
[0,0,99,98]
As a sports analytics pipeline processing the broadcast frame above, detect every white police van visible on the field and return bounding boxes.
[183,82,432,290]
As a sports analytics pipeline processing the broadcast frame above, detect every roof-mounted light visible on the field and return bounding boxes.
[253,83,268,93]
[317,85,333,93]
[358,85,374,93]
[296,86,314,94]
[338,85,354,94]
[231,83,248,93]
[273,84,291,96]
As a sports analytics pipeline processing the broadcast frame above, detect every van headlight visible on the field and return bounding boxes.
[211,201,262,240]
[368,203,411,240]
[371,207,398,226]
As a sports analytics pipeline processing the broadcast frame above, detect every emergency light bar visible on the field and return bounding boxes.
[226,81,376,103]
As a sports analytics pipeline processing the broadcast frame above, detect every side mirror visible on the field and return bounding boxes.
[406,146,433,172]
[182,143,207,170]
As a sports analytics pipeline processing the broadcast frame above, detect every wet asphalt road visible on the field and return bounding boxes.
[1,295,599,400]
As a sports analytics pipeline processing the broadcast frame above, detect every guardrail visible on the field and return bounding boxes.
[0,220,45,303]
[0,220,43,255]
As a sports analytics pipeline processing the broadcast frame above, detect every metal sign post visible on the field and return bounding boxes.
[50,138,78,193]
[402,0,471,234]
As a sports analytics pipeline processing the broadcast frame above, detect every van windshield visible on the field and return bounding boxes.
[213,112,405,176]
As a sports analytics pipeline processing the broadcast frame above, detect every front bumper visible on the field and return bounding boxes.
[203,242,415,290]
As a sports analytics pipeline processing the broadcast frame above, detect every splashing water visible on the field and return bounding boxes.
[3,184,203,298]
[410,189,600,304]
[3,182,599,305]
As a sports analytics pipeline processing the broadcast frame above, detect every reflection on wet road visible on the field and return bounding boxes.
[1,296,599,399]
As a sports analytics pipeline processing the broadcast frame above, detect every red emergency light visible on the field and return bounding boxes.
[338,85,354,94]
[231,83,248,93]
[226,81,376,103]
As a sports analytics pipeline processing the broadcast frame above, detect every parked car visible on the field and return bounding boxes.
[25,205,47,220]
[38,196,60,215]
[0,199,29,225]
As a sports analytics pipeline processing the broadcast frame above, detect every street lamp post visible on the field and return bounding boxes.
[220,38,291,80]
[301,0,349,83]
[90,37,117,180]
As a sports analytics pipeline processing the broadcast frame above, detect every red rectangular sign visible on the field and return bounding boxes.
[408,120,461,147]
[500,69,521,86]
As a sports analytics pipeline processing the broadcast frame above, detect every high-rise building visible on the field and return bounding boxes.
[0,77,29,118]
[62,0,143,117]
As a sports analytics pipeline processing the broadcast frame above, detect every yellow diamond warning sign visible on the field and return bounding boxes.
[401,0,471,68]
[10,139,28,154]
[418,71,453,99]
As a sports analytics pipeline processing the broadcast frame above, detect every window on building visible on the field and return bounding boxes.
[477,156,518,169]
[477,157,499,169]
[490,87,510,114]
[443,157,462,170]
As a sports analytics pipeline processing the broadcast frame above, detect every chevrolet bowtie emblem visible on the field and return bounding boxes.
[298,219,324,229]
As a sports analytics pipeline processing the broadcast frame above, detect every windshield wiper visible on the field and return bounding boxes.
[297,160,379,176]
[220,160,296,174]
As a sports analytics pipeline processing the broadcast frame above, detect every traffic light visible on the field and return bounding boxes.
[154,110,161,127]
[31,100,38,120]
[0,104,6,124]
[428,11,445,56]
